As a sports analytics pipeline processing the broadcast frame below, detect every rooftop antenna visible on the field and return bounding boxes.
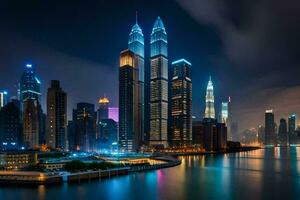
[136,11,138,24]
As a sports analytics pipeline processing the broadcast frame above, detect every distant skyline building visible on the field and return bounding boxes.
[149,16,168,147]
[170,59,192,146]
[258,125,265,144]
[278,118,288,146]
[19,63,41,108]
[128,14,145,143]
[0,90,8,108]
[46,80,67,150]
[221,102,229,126]
[119,49,141,152]
[288,114,296,144]
[73,103,96,152]
[265,109,275,145]
[204,76,215,119]
[108,107,119,122]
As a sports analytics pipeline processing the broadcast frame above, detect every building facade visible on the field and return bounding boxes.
[96,97,109,139]
[0,90,8,109]
[0,100,22,150]
[204,77,215,119]
[264,109,275,145]
[46,80,67,150]
[23,99,43,149]
[278,118,288,146]
[149,17,168,147]
[170,59,192,146]
[288,114,296,144]
[119,50,140,152]
[128,17,145,143]
[73,103,96,152]
[19,64,41,110]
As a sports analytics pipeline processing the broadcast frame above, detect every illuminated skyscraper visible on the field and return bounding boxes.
[20,63,41,108]
[204,76,215,119]
[149,16,168,147]
[221,102,228,126]
[46,80,67,150]
[0,90,8,109]
[128,14,145,143]
[265,109,275,145]
[170,59,192,146]
[97,97,110,139]
[288,114,296,144]
[119,49,141,152]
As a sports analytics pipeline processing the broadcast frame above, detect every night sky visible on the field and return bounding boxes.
[0,0,299,132]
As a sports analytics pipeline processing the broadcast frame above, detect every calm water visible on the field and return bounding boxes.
[1,147,300,200]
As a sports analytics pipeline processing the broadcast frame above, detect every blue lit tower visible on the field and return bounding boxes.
[149,17,168,147]
[20,63,41,106]
[204,76,215,119]
[128,14,145,144]
[0,90,8,108]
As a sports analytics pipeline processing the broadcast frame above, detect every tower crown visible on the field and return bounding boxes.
[152,16,166,34]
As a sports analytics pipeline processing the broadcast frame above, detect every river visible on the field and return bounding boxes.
[1,147,300,200]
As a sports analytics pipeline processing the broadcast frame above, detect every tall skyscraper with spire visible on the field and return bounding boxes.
[205,76,215,119]
[149,16,168,147]
[128,13,145,143]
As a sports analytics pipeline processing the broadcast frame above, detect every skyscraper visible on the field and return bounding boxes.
[170,59,192,146]
[19,63,41,108]
[288,114,296,144]
[73,103,96,152]
[204,76,215,119]
[149,16,168,147]
[119,49,140,152]
[221,102,229,126]
[0,90,8,109]
[278,118,288,146]
[265,109,275,145]
[0,100,22,150]
[97,97,110,139]
[108,107,119,122]
[128,14,145,143]
[23,99,43,149]
[46,80,67,150]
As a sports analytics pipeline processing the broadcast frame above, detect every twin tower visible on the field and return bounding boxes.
[119,16,168,151]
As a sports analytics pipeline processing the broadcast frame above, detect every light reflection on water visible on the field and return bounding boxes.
[1,147,300,200]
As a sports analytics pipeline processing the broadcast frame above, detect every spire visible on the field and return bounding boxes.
[209,75,211,81]
[136,11,138,24]
[205,76,215,119]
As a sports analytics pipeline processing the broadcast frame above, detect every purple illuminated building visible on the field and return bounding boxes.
[108,107,119,122]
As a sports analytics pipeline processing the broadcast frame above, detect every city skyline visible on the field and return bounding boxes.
[0,0,299,132]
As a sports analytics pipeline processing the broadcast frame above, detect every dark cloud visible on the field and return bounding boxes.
[177,0,300,130]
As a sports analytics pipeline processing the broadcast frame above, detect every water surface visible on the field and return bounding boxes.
[1,147,300,200]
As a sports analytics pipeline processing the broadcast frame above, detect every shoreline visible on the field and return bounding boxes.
[0,147,259,185]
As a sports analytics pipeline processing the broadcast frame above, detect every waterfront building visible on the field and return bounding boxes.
[227,97,232,140]
[19,63,41,110]
[192,119,227,151]
[149,17,168,147]
[67,120,75,151]
[204,77,215,119]
[119,49,141,152]
[230,122,239,141]
[0,90,8,109]
[128,15,145,142]
[23,99,43,149]
[73,103,96,152]
[288,114,296,144]
[264,109,275,145]
[0,100,22,150]
[0,151,37,170]
[97,119,118,150]
[46,80,67,150]
[278,118,288,146]
[96,97,109,139]
[170,59,192,146]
